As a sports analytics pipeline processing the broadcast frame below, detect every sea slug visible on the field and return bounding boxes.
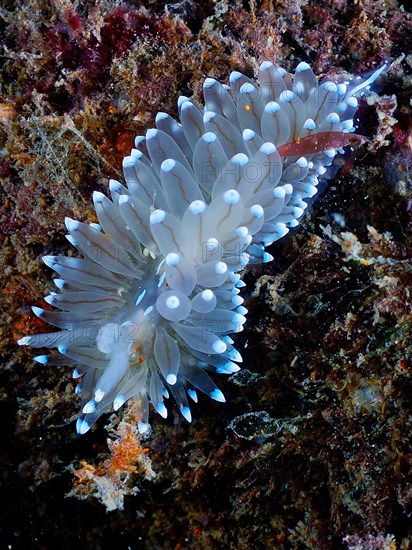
[18,60,387,434]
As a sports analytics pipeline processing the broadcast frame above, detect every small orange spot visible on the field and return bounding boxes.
[245,104,251,111]
[398,164,404,172]
[138,356,144,364]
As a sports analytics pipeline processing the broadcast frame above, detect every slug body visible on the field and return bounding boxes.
[18,60,386,434]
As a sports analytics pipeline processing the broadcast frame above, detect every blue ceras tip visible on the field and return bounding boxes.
[65,217,79,232]
[212,340,227,354]
[228,349,243,363]
[31,306,43,317]
[76,418,91,435]
[113,394,126,411]
[72,368,83,379]
[187,388,198,403]
[210,388,226,402]
[138,421,149,434]
[82,400,96,414]
[33,355,48,364]
[166,373,177,385]
[156,403,168,418]
[180,406,192,423]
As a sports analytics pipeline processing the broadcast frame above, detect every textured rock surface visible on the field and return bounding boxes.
[1,1,411,548]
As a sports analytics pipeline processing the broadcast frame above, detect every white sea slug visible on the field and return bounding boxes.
[18,60,387,434]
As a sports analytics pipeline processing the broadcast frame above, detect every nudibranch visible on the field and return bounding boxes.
[18,60,387,434]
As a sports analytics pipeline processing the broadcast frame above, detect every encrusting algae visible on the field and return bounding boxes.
[68,401,155,512]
